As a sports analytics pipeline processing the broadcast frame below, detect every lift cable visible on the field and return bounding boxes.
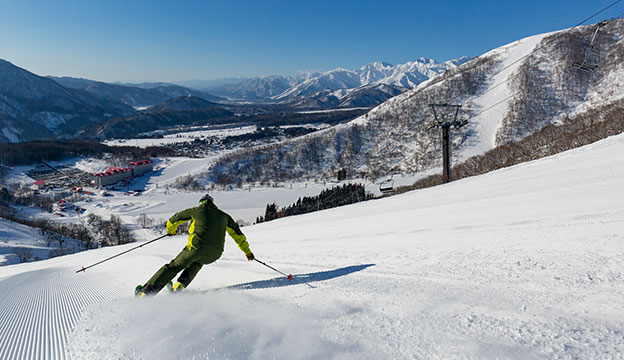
[423,0,623,126]
[371,0,623,180]
[444,0,622,107]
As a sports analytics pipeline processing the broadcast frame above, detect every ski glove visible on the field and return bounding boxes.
[246,252,255,261]
[166,220,178,235]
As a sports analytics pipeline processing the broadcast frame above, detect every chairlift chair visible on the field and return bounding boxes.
[572,46,600,72]
[379,177,395,194]
[572,21,608,72]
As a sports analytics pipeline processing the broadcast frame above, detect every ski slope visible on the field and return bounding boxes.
[0,220,50,265]
[464,32,552,159]
[1,133,624,359]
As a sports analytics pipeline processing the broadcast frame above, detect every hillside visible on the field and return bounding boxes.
[144,96,221,113]
[202,19,624,185]
[0,60,135,143]
[84,107,235,140]
[0,219,50,265]
[337,84,405,108]
[277,83,406,109]
[1,131,623,359]
[51,77,225,108]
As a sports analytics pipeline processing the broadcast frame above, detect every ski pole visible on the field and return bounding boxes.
[254,259,315,288]
[76,234,169,273]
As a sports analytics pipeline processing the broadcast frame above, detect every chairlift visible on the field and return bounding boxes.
[572,21,608,72]
[379,177,395,194]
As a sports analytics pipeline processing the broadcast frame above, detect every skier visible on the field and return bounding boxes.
[136,193,254,296]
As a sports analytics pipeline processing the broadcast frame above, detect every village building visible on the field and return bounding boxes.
[129,160,153,177]
[33,180,46,190]
[93,160,153,188]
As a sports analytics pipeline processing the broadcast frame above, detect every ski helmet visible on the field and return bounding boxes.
[199,193,213,203]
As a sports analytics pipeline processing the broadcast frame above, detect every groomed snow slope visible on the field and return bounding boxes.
[1,133,624,359]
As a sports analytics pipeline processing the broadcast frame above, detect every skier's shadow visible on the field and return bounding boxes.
[220,264,375,290]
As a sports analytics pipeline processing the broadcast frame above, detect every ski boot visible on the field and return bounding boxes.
[134,284,147,298]
[167,281,185,293]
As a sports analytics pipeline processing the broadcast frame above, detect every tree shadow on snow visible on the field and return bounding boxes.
[218,264,375,291]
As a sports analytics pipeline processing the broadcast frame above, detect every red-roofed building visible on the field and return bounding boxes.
[93,159,153,187]
[33,180,46,189]
[129,159,153,177]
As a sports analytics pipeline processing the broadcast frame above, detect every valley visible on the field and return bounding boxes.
[1,9,623,359]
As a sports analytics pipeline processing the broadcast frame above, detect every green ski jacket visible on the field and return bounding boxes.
[166,200,251,256]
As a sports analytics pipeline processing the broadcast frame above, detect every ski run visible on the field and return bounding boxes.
[0,129,623,359]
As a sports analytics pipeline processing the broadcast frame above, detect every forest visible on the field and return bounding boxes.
[256,183,373,223]
[0,140,176,166]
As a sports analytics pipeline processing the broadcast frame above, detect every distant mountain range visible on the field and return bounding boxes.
[202,19,624,185]
[50,76,224,108]
[0,56,470,142]
[174,78,248,91]
[205,57,472,106]
[0,61,230,142]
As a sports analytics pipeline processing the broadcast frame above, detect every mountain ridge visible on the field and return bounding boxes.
[50,76,225,108]
[207,57,472,103]
[202,19,624,185]
[0,60,135,142]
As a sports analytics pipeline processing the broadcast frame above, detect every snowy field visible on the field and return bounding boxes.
[1,132,624,359]
[103,125,257,148]
[75,155,394,225]
[2,153,410,232]
[102,123,330,149]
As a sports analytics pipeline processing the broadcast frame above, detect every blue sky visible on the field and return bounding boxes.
[0,0,622,83]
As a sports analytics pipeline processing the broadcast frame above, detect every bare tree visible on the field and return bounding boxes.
[40,229,62,247]
[15,247,33,263]
[138,213,153,228]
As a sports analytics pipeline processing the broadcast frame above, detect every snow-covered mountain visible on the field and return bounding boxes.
[278,83,405,109]
[1,130,624,358]
[0,56,471,142]
[0,60,136,143]
[208,57,471,104]
[204,19,624,184]
[208,74,307,101]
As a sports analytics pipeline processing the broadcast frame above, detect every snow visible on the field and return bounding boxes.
[66,292,357,359]
[72,158,111,174]
[460,32,552,159]
[342,25,621,179]
[296,107,370,114]
[0,219,49,265]
[146,157,217,185]
[273,57,468,100]
[462,34,548,159]
[85,172,377,226]
[2,126,21,142]
[1,130,624,358]
[572,58,624,117]
[3,165,37,186]
[103,125,257,148]
[29,112,73,131]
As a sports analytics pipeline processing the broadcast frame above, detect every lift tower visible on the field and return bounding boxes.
[428,104,467,183]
